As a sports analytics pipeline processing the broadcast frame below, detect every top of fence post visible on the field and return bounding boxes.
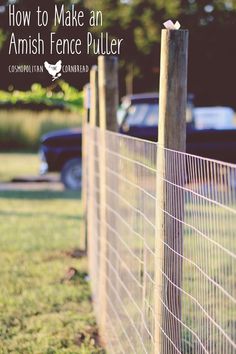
[83,83,90,119]
[90,66,99,127]
[158,29,189,151]
[98,55,119,131]
[155,27,189,354]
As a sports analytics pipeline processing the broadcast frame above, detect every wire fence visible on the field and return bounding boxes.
[85,124,236,354]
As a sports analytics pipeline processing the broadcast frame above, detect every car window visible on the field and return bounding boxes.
[117,99,131,125]
[117,106,127,125]
[125,103,158,126]
[144,104,159,126]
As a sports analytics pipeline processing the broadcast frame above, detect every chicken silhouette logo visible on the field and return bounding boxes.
[44,60,62,81]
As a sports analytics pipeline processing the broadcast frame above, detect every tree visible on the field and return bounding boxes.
[84,0,236,107]
[0,0,235,108]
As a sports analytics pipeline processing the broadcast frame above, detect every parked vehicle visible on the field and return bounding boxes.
[118,92,194,140]
[39,93,236,189]
[194,106,235,130]
[40,128,82,190]
[118,94,236,163]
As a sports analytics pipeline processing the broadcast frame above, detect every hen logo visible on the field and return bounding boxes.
[44,60,62,81]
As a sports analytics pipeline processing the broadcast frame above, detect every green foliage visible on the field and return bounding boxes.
[0,82,83,112]
[0,29,6,50]
[84,0,236,106]
[0,79,83,153]
[0,0,235,106]
[84,0,182,58]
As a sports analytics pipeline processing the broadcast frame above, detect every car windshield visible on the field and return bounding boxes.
[125,103,159,126]
[117,99,132,125]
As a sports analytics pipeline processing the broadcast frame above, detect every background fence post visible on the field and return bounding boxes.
[90,66,99,127]
[87,66,99,302]
[82,83,90,252]
[155,29,189,353]
[98,55,119,342]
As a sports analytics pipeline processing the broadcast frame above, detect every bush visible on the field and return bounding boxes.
[0,81,84,151]
[0,82,83,112]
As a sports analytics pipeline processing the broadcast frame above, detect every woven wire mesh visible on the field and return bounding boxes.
[85,124,236,354]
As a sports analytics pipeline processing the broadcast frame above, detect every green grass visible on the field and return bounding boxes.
[0,109,82,152]
[0,153,39,182]
[0,154,104,353]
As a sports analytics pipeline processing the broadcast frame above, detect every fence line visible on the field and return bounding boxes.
[85,124,236,354]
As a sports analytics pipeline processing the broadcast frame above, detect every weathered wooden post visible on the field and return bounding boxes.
[87,65,99,280]
[98,55,119,342]
[155,29,189,353]
[90,66,99,127]
[82,83,90,252]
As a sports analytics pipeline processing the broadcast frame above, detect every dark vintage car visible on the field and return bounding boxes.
[40,128,82,190]
[40,93,236,189]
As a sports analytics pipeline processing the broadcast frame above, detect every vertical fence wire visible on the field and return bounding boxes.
[86,124,236,354]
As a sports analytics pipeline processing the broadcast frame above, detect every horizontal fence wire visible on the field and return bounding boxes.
[85,124,236,354]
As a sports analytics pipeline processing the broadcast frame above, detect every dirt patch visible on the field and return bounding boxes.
[75,326,102,348]
[66,248,87,259]
[60,267,88,283]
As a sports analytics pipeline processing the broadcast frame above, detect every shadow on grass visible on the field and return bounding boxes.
[0,189,81,200]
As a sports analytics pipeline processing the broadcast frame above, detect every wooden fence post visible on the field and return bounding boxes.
[87,66,99,300]
[98,55,119,342]
[90,66,99,127]
[82,83,90,252]
[155,29,189,353]
[88,67,99,222]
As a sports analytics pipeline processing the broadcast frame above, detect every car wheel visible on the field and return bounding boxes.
[61,158,82,190]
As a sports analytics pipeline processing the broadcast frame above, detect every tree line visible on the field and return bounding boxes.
[0,0,235,108]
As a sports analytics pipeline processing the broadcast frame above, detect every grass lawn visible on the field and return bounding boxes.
[0,153,39,182]
[0,154,103,353]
